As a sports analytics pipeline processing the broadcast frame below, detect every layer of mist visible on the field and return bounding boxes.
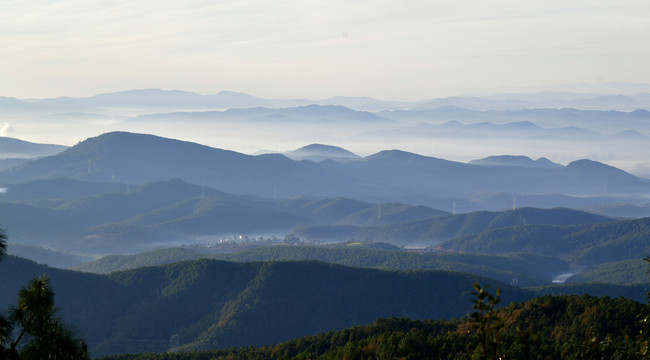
[2,88,650,177]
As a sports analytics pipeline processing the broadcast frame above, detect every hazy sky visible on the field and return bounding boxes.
[2,0,649,100]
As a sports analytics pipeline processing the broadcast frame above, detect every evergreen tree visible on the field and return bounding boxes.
[470,282,504,360]
[0,227,6,260]
[0,228,88,359]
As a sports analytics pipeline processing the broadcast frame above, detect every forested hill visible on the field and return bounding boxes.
[75,245,570,287]
[0,177,447,255]
[437,216,650,264]
[293,207,614,245]
[98,294,646,360]
[2,254,648,357]
[566,259,650,285]
[0,255,528,356]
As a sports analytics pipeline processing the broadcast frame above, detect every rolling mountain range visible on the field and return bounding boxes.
[0,255,530,356]
[0,175,627,257]
[134,104,394,125]
[2,253,646,357]
[0,181,612,257]
[1,131,648,206]
[73,245,571,287]
[377,106,650,131]
[436,216,650,265]
[127,105,650,146]
[0,177,450,254]
[4,87,650,111]
[0,131,648,257]
[5,88,650,180]
[95,294,648,360]
[2,88,650,359]
[292,207,615,245]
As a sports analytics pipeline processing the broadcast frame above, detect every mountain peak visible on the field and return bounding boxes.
[285,143,360,163]
[293,144,357,156]
[565,159,638,180]
[365,149,425,161]
[566,159,606,169]
[469,155,562,169]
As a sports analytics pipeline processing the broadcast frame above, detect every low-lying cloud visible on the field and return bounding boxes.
[0,122,14,137]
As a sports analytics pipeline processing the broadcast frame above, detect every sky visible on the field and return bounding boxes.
[1,0,650,100]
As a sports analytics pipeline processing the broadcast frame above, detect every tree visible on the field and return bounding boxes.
[0,228,88,359]
[635,256,650,359]
[0,228,11,358]
[0,311,14,358]
[0,226,6,261]
[4,275,89,360]
[470,282,504,360]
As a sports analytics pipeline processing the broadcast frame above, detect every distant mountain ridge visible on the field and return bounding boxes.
[36,89,308,109]
[0,132,648,259]
[0,136,67,159]
[0,177,449,254]
[469,155,562,168]
[1,131,647,203]
[378,107,650,132]
[134,104,393,125]
[4,89,650,183]
[5,86,650,111]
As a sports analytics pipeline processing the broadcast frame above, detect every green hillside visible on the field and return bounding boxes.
[3,253,649,357]
[566,259,650,285]
[74,245,570,287]
[98,294,647,360]
[1,255,530,356]
[437,217,650,265]
[72,247,202,273]
[294,207,614,245]
[0,177,455,257]
[269,198,448,225]
[529,282,648,302]
[214,246,569,287]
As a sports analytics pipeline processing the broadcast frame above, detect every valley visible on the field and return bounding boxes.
[1,90,650,358]
[6,1,650,357]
